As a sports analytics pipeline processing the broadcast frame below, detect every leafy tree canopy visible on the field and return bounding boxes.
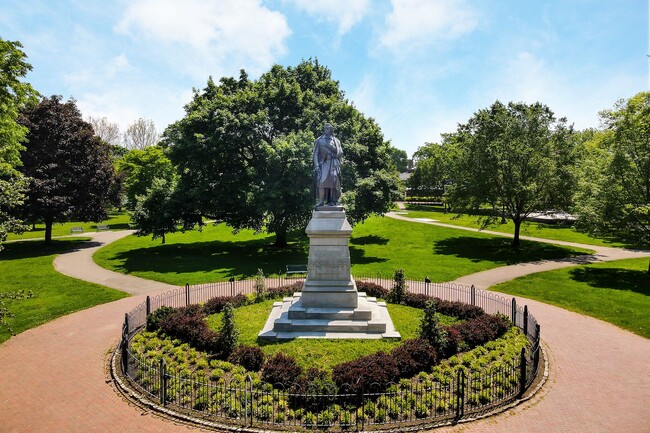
[164,59,402,246]
[116,145,175,210]
[446,100,576,248]
[18,96,116,243]
[574,92,650,272]
[0,38,38,248]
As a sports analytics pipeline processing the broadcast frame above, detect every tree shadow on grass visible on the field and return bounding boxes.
[0,239,94,260]
[350,235,389,246]
[349,245,388,265]
[569,267,650,296]
[105,237,310,279]
[433,236,588,265]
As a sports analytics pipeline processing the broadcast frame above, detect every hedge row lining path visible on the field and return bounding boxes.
[1,225,649,432]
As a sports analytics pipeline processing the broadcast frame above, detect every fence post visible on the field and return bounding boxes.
[470,285,476,306]
[121,328,128,374]
[244,375,250,427]
[536,323,541,340]
[124,313,129,336]
[523,305,528,335]
[455,369,465,420]
[146,296,151,316]
[159,358,167,406]
[229,277,235,296]
[519,347,526,398]
[185,283,190,306]
[511,298,517,324]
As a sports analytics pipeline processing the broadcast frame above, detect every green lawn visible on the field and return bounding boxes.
[6,211,132,241]
[93,216,591,285]
[0,239,129,343]
[205,300,455,371]
[401,204,631,248]
[491,258,650,338]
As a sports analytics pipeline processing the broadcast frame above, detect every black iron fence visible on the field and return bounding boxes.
[118,276,541,431]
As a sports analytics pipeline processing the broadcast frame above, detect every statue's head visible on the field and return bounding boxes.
[324,123,334,136]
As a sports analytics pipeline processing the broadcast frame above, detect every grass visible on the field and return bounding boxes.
[93,216,591,285]
[491,258,650,338]
[205,300,458,371]
[0,239,129,343]
[6,211,133,241]
[400,204,633,248]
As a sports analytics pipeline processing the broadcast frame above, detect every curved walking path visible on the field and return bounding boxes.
[1,224,649,432]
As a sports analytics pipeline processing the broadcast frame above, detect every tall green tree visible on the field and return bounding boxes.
[18,96,116,243]
[0,38,38,248]
[116,145,175,210]
[408,141,457,205]
[131,177,179,244]
[389,147,408,173]
[164,60,402,246]
[574,92,650,273]
[447,101,576,248]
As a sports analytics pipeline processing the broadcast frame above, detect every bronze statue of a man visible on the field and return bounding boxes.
[313,123,343,207]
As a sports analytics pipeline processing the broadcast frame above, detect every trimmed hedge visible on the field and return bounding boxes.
[228,345,265,372]
[355,280,389,299]
[262,353,304,386]
[203,294,248,315]
[332,351,400,393]
[452,314,510,350]
[391,338,437,378]
[158,305,221,354]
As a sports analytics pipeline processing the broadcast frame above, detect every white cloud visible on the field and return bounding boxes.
[115,0,291,77]
[379,0,478,52]
[483,51,645,131]
[287,0,370,36]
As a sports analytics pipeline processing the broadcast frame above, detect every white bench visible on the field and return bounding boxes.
[70,227,84,234]
[96,224,110,231]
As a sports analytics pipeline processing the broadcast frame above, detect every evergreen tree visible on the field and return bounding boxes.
[219,303,239,358]
[419,300,448,349]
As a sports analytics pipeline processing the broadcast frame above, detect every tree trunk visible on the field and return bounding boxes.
[274,226,288,247]
[44,218,53,244]
[161,232,166,244]
[512,219,521,249]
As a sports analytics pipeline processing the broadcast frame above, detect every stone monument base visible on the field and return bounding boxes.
[258,291,401,340]
[257,208,400,341]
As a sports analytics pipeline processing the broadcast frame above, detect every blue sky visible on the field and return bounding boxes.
[1,0,647,157]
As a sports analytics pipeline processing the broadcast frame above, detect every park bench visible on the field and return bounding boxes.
[96,224,110,231]
[286,264,308,277]
[70,226,84,234]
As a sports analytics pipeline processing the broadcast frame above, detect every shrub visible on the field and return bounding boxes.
[440,326,463,357]
[218,303,238,358]
[265,281,303,299]
[391,339,437,378]
[203,294,248,315]
[419,301,448,351]
[453,314,510,349]
[228,345,265,372]
[262,353,303,387]
[158,305,221,354]
[435,299,484,320]
[387,269,407,304]
[403,292,431,309]
[355,281,389,299]
[146,306,175,332]
[332,351,399,393]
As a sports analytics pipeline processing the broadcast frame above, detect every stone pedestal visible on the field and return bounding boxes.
[258,208,400,341]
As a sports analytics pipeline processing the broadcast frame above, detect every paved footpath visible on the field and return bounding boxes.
[1,227,649,432]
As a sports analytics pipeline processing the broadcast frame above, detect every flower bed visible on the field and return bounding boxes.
[117,278,541,431]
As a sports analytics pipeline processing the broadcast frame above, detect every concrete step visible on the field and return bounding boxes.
[288,307,372,321]
[275,318,386,333]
